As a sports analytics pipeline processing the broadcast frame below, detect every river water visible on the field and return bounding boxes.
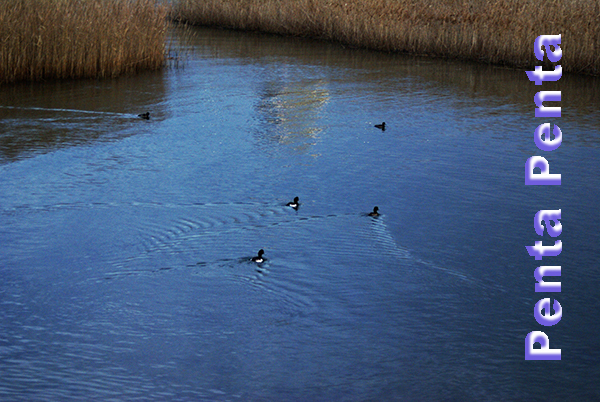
[1,26,599,401]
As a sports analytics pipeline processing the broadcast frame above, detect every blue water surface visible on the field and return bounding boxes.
[1,26,599,401]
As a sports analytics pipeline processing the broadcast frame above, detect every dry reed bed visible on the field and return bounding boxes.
[0,0,169,84]
[172,0,600,75]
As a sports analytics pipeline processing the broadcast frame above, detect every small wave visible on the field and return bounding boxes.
[0,105,137,118]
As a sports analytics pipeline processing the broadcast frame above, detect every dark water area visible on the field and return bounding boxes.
[1,26,599,401]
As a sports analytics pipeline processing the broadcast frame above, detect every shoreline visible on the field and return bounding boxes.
[0,0,168,85]
[171,0,599,76]
[1,0,597,84]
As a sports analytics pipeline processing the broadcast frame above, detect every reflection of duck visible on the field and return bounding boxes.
[138,112,150,120]
[251,249,265,263]
[374,122,385,131]
[286,196,300,209]
[368,206,380,217]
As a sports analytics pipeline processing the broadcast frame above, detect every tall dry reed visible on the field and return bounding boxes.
[172,0,600,75]
[0,0,169,84]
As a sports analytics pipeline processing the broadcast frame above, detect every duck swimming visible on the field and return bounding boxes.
[374,122,385,131]
[138,112,150,120]
[286,196,300,209]
[251,249,265,263]
[368,206,380,217]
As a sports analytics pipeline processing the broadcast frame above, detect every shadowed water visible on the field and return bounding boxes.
[1,26,599,401]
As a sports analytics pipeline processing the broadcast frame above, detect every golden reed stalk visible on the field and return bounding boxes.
[0,0,168,84]
[172,0,599,75]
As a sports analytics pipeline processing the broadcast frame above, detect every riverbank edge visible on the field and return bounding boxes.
[170,0,599,76]
[0,0,169,85]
